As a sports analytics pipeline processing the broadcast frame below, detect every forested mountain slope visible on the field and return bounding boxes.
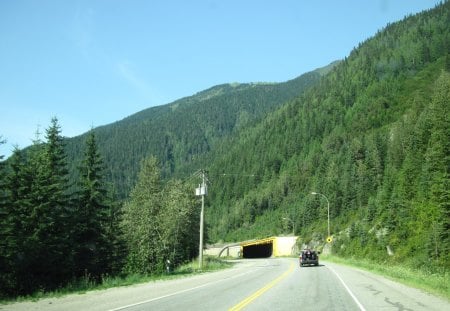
[205,2,449,270]
[2,2,448,300]
[65,68,327,198]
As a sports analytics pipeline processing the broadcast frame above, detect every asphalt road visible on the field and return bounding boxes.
[2,258,449,311]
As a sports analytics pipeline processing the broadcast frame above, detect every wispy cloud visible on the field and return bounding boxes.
[69,9,164,107]
[117,60,163,105]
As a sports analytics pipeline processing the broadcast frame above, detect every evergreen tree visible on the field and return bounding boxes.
[421,72,450,266]
[3,147,33,296]
[73,130,112,280]
[103,186,126,276]
[30,117,72,290]
[6,132,52,294]
[0,138,12,297]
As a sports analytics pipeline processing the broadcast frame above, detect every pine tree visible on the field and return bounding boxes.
[0,138,13,297]
[7,133,51,294]
[30,117,72,290]
[73,130,111,280]
[3,147,33,296]
[103,186,126,276]
[421,72,450,266]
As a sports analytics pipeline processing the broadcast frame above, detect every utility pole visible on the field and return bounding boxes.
[195,170,207,270]
[311,192,331,240]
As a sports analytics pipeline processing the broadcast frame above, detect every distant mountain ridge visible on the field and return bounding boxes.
[65,64,336,198]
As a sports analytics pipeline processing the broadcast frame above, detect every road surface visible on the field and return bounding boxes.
[2,258,448,311]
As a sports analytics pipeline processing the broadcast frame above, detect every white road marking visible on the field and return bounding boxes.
[107,268,259,311]
[327,265,367,311]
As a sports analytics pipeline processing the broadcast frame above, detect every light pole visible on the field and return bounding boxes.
[282,217,295,235]
[311,192,330,238]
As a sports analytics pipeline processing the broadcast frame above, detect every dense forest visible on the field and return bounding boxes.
[0,1,448,298]
[0,121,123,296]
[0,121,200,297]
[64,67,328,198]
[205,2,449,271]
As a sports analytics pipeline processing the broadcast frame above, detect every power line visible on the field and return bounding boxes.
[214,173,260,178]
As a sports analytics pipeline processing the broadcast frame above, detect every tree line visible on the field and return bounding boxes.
[0,118,200,298]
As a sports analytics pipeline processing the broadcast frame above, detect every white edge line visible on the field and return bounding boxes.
[327,265,367,311]
[107,269,257,311]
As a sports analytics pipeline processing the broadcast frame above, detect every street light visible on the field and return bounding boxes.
[311,192,330,238]
[282,217,295,235]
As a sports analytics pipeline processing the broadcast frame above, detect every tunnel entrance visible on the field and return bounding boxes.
[242,240,273,258]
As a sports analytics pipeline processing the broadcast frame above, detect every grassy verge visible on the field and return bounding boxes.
[1,256,233,304]
[322,255,449,300]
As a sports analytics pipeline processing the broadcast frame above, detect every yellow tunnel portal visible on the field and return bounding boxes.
[241,238,274,258]
[240,237,298,258]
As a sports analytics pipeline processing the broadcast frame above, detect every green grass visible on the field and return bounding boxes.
[322,255,449,300]
[1,256,233,304]
[176,256,234,274]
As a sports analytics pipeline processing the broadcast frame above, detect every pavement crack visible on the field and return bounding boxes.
[365,284,382,296]
[384,297,414,311]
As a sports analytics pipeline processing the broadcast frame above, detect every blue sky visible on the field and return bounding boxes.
[0,0,442,158]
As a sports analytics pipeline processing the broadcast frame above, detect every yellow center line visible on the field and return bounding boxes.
[228,261,295,311]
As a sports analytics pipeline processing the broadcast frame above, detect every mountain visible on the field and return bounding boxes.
[35,0,450,270]
[2,2,448,299]
[203,1,449,270]
[65,66,331,198]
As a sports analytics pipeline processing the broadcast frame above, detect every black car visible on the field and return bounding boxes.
[299,249,320,267]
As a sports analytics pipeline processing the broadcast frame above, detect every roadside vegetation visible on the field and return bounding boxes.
[323,255,450,300]
[0,256,232,304]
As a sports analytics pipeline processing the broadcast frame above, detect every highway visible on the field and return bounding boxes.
[3,258,449,311]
